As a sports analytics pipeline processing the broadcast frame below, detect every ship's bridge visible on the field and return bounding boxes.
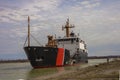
[56,34,87,56]
[56,32,80,44]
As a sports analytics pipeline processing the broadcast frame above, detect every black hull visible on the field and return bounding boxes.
[24,46,70,68]
[24,46,88,68]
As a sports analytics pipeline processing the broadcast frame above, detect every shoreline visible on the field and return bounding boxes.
[44,60,120,80]
[0,59,28,63]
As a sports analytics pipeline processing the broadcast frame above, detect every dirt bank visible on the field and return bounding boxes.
[45,60,120,80]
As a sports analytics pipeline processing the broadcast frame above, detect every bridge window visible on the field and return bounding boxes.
[71,39,74,43]
[76,38,79,42]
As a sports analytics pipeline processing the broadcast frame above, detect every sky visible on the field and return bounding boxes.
[0,0,120,60]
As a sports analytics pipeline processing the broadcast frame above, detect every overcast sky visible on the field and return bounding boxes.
[0,0,120,60]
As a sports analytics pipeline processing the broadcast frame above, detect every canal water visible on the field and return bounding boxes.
[0,59,111,80]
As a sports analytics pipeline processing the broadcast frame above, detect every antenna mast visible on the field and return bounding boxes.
[28,16,30,47]
[62,18,74,37]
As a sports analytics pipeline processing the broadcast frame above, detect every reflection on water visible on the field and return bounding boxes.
[0,59,111,80]
[27,68,58,80]
[0,62,31,80]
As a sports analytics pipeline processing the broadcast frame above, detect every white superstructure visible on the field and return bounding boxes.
[56,33,87,57]
[56,19,87,57]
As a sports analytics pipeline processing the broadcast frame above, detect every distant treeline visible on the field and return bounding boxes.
[0,55,120,63]
[88,55,120,59]
[0,59,29,63]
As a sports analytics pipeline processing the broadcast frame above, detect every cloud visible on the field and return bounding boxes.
[0,0,120,59]
[80,0,100,8]
[0,0,102,24]
[7,0,120,45]
[0,0,60,23]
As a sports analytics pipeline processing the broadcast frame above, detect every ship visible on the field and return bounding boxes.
[24,16,88,68]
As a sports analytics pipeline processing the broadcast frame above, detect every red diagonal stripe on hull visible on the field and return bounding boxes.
[56,48,64,66]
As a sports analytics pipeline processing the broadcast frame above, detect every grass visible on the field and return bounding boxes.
[46,60,120,80]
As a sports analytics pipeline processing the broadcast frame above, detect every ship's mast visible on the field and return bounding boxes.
[28,16,30,47]
[62,19,74,37]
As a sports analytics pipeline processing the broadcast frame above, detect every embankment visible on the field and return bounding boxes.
[46,60,120,80]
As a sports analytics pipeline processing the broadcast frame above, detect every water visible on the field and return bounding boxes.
[0,59,110,80]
